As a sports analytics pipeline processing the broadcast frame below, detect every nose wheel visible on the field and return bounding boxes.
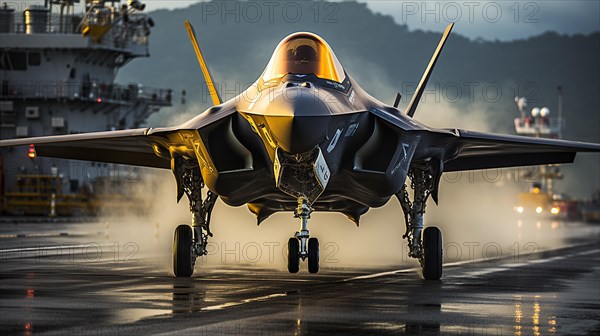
[287,198,320,273]
[287,236,320,274]
[287,237,300,273]
[307,237,320,273]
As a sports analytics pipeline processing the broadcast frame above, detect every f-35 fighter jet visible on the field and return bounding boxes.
[2,22,599,279]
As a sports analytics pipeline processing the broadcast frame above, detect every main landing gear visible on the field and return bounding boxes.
[287,198,320,274]
[172,160,217,277]
[396,168,443,280]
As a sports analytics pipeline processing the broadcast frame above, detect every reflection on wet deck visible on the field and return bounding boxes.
[514,295,558,336]
[0,221,598,335]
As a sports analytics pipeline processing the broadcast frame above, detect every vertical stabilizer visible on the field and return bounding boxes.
[184,20,222,106]
[405,23,454,117]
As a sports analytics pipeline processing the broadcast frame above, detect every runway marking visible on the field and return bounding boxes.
[343,267,419,281]
[0,232,97,239]
[189,244,599,315]
[451,248,600,279]
[344,243,599,282]
[342,252,514,282]
[194,245,597,314]
[156,244,600,336]
[3,241,597,321]
[49,240,597,336]
[0,243,113,255]
[201,293,288,311]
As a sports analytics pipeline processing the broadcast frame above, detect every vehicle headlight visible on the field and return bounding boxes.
[536,206,543,214]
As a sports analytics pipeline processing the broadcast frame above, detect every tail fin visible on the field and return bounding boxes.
[405,23,454,118]
[184,20,222,106]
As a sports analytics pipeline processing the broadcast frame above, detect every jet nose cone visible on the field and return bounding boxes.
[264,86,331,153]
[265,85,331,117]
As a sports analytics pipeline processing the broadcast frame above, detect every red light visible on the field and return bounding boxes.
[28,144,36,159]
[97,97,102,103]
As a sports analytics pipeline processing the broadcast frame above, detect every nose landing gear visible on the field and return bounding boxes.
[287,198,320,273]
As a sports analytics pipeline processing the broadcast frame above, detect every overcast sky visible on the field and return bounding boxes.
[365,1,599,40]
[15,0,600,41]
[140,0,599,41]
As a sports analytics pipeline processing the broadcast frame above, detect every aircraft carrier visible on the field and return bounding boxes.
[0,0,171,215]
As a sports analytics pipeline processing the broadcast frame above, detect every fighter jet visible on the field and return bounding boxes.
[2,22,599,279]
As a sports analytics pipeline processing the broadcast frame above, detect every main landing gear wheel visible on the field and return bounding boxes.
[422,226,442,280]
[173,224,194,277]
[307,237,320,274]
[397,168,444,280]
[288,237,300,273]
[171,157,218,278]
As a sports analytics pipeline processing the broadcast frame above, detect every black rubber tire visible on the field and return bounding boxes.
[308,237,320,273]
[173,224,194,277]
[423,226,443,280]
[287,237,300,273]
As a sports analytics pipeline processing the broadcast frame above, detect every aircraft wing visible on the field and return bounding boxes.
[0,101,239,169]
[0,128,174,169]
[442,129,600,172]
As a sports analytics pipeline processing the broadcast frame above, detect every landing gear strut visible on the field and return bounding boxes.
[288,198,320,273]
[172,159,217,277]
[397,168,443,280]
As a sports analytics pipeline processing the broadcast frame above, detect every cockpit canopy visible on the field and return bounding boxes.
[262,32,346,83]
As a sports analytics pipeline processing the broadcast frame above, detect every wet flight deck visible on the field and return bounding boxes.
[0,219,598,335]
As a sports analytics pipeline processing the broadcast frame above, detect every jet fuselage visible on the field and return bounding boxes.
[195,73,423,224]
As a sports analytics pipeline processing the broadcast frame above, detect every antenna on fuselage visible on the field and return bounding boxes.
[184,20,222,106]
[393,92,402,108]
[405,23,454,118]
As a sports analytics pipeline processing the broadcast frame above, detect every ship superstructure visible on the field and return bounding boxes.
[0,0,171,215]
[513,88,567,218]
